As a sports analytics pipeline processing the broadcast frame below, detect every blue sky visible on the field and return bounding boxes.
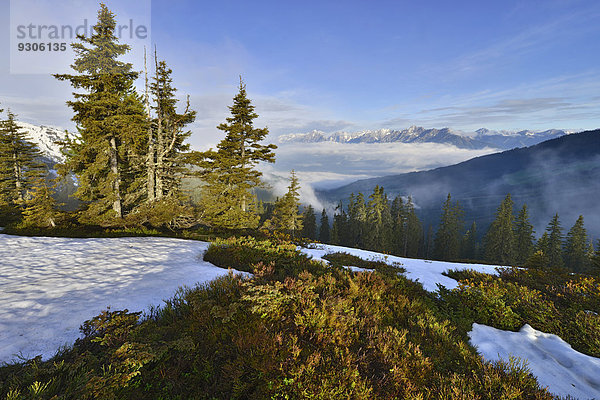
[1,0,600,149]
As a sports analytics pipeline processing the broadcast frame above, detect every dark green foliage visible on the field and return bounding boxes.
[330,201,348,245]
[483,194,515,265]
[461,221,478,260]
[524,250,550,270]
[347,192,367,248]
[433,194,464,261]
[564,215,590,272]
[300,205,317,240]
[0,238,554,399]
[262,170,303,236]
[54,4,148,224]
[318,209,330,243]
[322,251,407,277]
[20,180,59,228]
[544,214,564,269]
[196,79,276,229]
[513,204,535,265]
[591,240,600,274]
[442,267,600,357]
[0,110,46,206]
[365,186,392,252]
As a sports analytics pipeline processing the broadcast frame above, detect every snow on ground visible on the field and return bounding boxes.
[0,234,238,364]
[469,323,600,400]
[300,243,501,292]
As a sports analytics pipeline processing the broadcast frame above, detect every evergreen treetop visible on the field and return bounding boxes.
[319,209,330,243]
[564,215,589,272]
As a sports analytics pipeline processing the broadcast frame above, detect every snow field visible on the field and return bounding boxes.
[0,235,237,363]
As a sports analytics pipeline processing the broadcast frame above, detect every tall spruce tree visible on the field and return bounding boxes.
[403,196,423,257]
[564,215,589,272]
[391,195,406,255]
[366,186,392,251]
[462,221,478,260]
[0,110,45,205]
[301,205,317,240]
[197,79,276,229]
[263,170,303,236]
[513,204,535,265]
[433,194,464,261]
[330,201,348,245]
[545,214,564,269]
[483,194,515,265]
[319,209,330,243]
[55,4,147,223]
[347,192,367,248]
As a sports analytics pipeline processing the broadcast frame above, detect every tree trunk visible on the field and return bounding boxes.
[109,136,122,218]
[12,151,23,203]
[144,48,156,203]
[240,141,246,212]
[155,118,164,199]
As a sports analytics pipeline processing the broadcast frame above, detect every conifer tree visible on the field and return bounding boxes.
[564,215,589,272]
[391,195,406,254]
[330,201,349,245]
[301,205,317,240]
[54,4,147,223]
[524,250,550,270]
[433,194,464,261]
[366,186,392,251]
[319,209,330,243]
[483,194,515,265]
[347,192,367,247]
[21,180,58,228]
[0,110,45,205]
[535,232,550,255]
[147,51,196,201]
[197,79,276,229]
[591,240,600,275]
[513,204,535,265]
[263,170,303,236]
[403,196,423,257]
[462,221,478,260]
[545,214,564,269]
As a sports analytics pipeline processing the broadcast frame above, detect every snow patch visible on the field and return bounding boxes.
[0,235,243,363]
[300,243,501,292]
[469,323,600,399]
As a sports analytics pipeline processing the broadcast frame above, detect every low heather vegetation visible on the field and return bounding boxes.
[1,237,560,399]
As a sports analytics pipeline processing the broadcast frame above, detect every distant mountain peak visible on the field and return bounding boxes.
[15,122,67,163]
[278,126,571,150]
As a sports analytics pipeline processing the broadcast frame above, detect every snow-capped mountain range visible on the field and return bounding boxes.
[16,121,67,163]
[278,126,573,150]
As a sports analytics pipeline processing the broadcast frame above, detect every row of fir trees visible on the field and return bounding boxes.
[313,188,599,274]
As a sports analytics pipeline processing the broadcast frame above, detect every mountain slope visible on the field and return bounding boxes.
[15,122,66,164]
[319,129,600,237]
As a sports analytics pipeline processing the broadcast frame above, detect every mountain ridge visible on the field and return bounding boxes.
[278,126,572,150]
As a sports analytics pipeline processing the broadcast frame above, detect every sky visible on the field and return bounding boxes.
[1,0,599,156]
